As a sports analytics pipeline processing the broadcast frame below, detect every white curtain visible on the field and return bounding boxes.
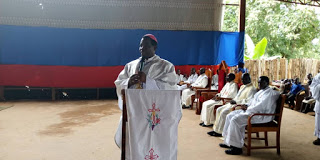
[0,0,224,31]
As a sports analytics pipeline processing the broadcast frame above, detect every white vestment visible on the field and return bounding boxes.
[211,74,219,90]
[181,74,208,106]
[176,74,186,82]
[213,83,256,134]
[114,55,178,154]
[310,74,320,138]
[186,73,199,84]
[178,73,198,90]
[222,87,280,148]
[200,81,238,125]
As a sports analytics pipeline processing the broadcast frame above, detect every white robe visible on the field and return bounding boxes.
[213,83,256,134]
[114,55,178,151]
[186,73,199,84]
[200,81,238,125]
[178,73,198,90]
[181,74,208,106]
[176,74,186,82]
[211,74,219,90]
[310,73,320,138]
[222,87,280,148]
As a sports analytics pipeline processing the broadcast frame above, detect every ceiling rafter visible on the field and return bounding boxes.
[275,0,320,7]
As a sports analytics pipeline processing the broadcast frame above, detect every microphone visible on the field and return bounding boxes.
[136,57,146,89]
[139,57,146,72]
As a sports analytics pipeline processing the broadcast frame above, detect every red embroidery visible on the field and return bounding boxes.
[145,148,159,160]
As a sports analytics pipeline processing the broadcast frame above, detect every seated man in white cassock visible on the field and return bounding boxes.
[219,76,280,155]
[176,69,187,83]
[211,69,219,90]
[114,34,178,154]
[199,73,238,127]
[177,68,198,90]
[208,73,256,137]
[181,68,208,109]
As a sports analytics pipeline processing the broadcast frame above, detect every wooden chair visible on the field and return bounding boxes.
[294,90,305,111]
[212,97,233,118]
[196,90,219,115]
[244,94,286,156]
[190,69,212,113]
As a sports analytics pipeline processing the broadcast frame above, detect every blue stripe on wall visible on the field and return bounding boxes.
[0,25,244,67]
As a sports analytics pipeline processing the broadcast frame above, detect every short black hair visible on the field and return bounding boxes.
[242,73,251,83]
[242,73,251,79]
[228,73,235,81]
[142,36,158,47]
[260,76,269,84]
[238,62,244,68]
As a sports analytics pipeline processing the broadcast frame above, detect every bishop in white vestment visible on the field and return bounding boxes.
[200,73,238,126]
[220,76,279,155]
[114,34,178,157]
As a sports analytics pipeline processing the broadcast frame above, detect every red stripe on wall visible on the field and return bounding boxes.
[0,64,225,88]
[0,65,124,88]
[175,65,220,76]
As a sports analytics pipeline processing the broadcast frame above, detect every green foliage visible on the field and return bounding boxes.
[244,55,251,60]
[252,37,268,59]
[244,37,268,60]
[223,0,320,59]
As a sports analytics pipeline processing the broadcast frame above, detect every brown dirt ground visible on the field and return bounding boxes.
[0,100,319,160]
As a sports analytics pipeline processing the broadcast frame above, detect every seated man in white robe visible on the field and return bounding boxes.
[310,73,320,145]
[208,73,256,137]
[199,73,238,127]
[220,76,280,155]
[176,69,186,83]
[177,68,198,90]
[211,69,219,90]
[181,68,208,109]
[114,34,178,152]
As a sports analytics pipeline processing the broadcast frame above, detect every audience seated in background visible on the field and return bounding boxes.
[211,70,219,90]
[199,73,238,127]
[177,68,198,90]
[176,69,186,83]
[220,76,280,155]
[307,73,313,85]
[208,73,257,137]
[181,68,208,109]
[234,62,248,88]
[301,73,315,113]
[285,78,305,109]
